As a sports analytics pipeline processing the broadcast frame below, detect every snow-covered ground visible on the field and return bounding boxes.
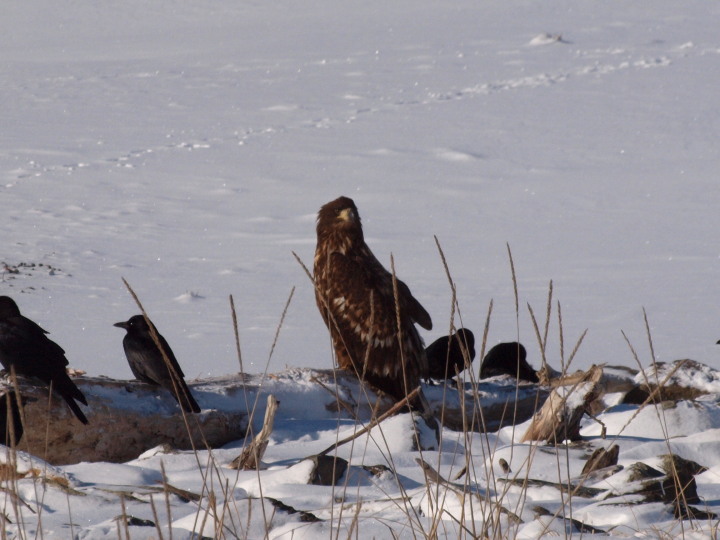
[2,0,720,537]
[5,365,720,539]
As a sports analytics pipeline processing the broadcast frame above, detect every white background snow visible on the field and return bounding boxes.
[2,0,720,537]
[3,0,719,380]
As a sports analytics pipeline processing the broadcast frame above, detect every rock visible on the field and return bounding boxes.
[0,366,584,464]
[308,455,348,486]
[659,453,708,477]
[627,462,664,482]
[659,453,706,507]
[581,444,619,476]
[623,359,720,404]
[619,454,710,519]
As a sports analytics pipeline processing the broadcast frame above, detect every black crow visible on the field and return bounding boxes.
[114,314,201,413]
[0,296,88,424]
[425,328,476,380]
[479,342,538,382]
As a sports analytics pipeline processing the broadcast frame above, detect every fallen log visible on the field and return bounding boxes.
[1,367,554,465]
[1,374,249,465]
[426,379,548,433]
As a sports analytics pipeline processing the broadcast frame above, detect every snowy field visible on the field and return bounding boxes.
[3,0,720,379]
[2,0,720,537]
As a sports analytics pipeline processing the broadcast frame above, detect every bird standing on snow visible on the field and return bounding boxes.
[313,196,432,406]
[425,328,476,380]
[114,315,201,413]
[0,296,89,424]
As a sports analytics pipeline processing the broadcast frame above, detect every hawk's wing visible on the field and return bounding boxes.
[316,249,429,395]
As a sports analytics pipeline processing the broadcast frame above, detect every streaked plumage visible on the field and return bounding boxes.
[0,296,88,424]
[313,196,432,404]
[114,314,200,413]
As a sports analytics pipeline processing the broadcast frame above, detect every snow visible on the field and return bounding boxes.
[6,367,720,537]
[3,0,720,380]
[2,0,720,537]
[638,359,720,393]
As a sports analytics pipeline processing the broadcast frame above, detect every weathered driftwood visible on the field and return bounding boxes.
[1,367,557,465]
[498,476,605,499]
[230,394,279,470]
[427,380,549,433]
[521,364,604,443]
[0,374,249,465]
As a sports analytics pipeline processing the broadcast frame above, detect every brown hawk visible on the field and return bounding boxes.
[313,196,432,405]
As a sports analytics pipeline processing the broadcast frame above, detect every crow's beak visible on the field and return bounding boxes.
[114,321,128,329]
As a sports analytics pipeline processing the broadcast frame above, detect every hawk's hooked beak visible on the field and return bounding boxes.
[338,208,355,222]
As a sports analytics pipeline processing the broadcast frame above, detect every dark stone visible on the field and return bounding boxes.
[116,516,155,528]
[627,462,664,482]
[622,384,705,404]
[660,454,704,506]
[363,464,392,477]
[266,497,321,523]
[659,454,708,477]
[308,455,348,486]
[581,444,619,476]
